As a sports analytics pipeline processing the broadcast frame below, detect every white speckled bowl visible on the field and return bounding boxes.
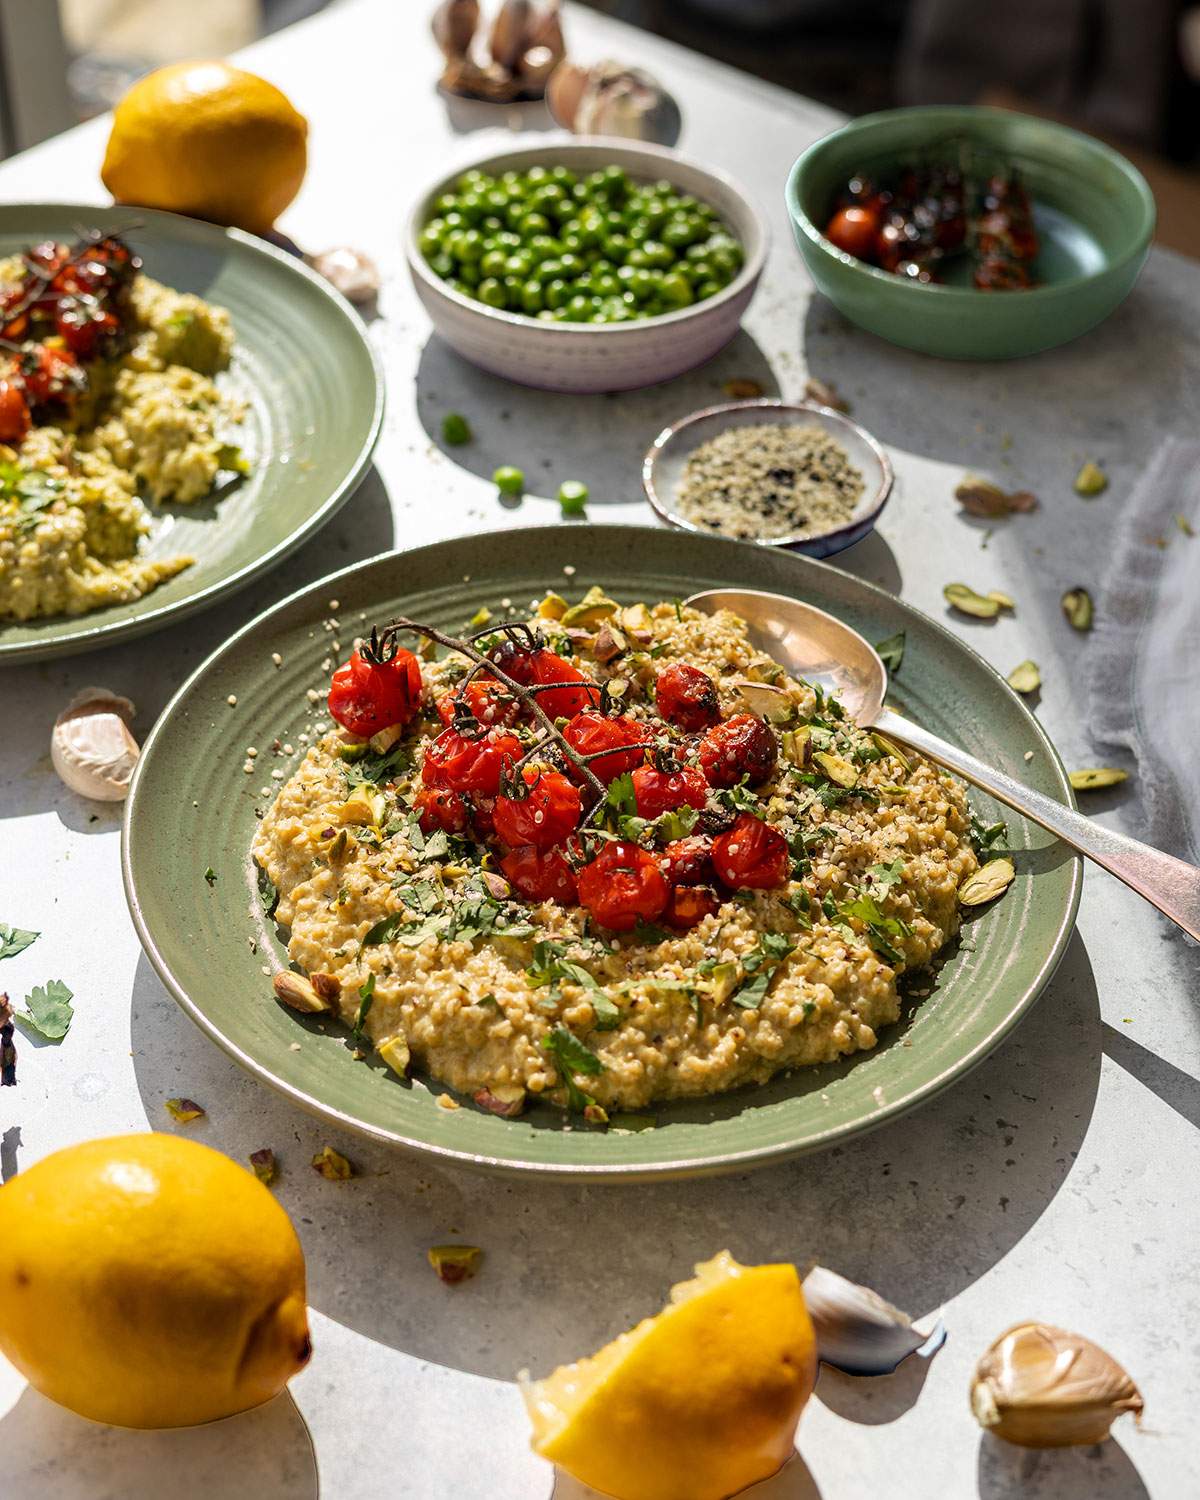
[643,399,894,558]
[404,136,768,393]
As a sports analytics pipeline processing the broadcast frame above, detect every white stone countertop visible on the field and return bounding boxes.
[2,3,1197,1497]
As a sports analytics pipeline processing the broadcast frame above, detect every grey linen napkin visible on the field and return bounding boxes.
[1087,437,1200,864]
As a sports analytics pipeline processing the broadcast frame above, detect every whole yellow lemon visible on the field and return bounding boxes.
[524,1250,818,1500]
[0,1133,311,1428]
[101,61,308,236]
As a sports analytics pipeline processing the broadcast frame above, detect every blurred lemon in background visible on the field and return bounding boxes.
[101,61,308,236]
[523,1250,818,1500]
[0,1133,311,1428]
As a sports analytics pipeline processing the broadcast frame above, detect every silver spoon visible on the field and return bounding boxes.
[687,587,1200,941]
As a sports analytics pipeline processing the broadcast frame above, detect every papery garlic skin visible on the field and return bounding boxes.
[51,688,140,802]
[802,1266,942,1376]
[971,1322,1143,1448]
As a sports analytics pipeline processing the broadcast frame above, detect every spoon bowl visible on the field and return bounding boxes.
[687,586,1200,941]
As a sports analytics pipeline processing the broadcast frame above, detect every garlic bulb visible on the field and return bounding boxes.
[431,0,480,59]
[971,1323,1143,1448]
[51,688,139,802]
[547,59,682,146]
[802,1266,945,1376]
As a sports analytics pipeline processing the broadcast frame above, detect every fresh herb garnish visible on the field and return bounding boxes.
[837,890,911,965]
[866,858,905,890]
[731,933,794,1009]
[15,979,73,1041]
[203,866,216,887]
[875,631,905,674]
[353,974,375,1040]
[362,911,407,946]
[526,940,619,1028]
[0,924,39,961]
[712,778,761,815]
[343,743,411,789]
[541,1024,603,1111]
[969,813,1008,854]
[257,867,280,920]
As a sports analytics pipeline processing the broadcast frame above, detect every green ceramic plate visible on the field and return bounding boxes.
[123,526,1081,1180]
[0,203,383,663]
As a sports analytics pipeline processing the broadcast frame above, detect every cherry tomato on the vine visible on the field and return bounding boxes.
[711,813,789,890]
[421,726,522,796]
[327,647,424,738]
[414,786,470,836]
[660,835,716,887]
[435,678,521,730]
[654,662,720,732]
[562,711,651,785]
[663,884,720,931]
[631,763,708,820]
[500,844,578,905]
[493,766,582,850]
[577,839,669,932]
[0,379,30,442]
[21,344,82,407]
[698,714,777,788]
[489,640,600,720]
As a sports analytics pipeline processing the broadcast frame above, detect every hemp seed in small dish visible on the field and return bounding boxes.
[673,423,865,541]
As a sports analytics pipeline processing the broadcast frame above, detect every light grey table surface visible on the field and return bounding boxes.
[2,3,1197,1498]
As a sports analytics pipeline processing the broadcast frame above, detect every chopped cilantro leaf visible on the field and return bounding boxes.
[203,867,216,886]
[353,974,375,1040]
[874,631,906,674]
[16,979,73,1041]
[541,1025,603,1112]
[362,912,407,946]
[0,924,39,961]
[256,867,280,920]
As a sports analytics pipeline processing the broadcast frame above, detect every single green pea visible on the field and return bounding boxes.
[520,279,545,314]
[435,192,459,215]
[544,277,570,309]
[480,249,508,278]
[566,293,591,320]
[494,465,524,496]
[661,272,694,308]
[457,260,482,288]
[442,412,471,445]
[418,228,443,258]
[695,279,722,301]
[477,277,507,308]
[520,212,551,236]
[429,251,455,279]
[456,228,485,262]
[558,480,588,515]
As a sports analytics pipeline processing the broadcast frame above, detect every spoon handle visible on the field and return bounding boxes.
[875,707,1200,941]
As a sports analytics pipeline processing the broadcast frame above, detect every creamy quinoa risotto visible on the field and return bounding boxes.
[0,231,246,622]
[253,590,981,1119]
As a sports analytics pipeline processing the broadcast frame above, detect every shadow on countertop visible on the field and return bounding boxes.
[976,1431,1148,1500]
[127,929,1103,1385]
[0,1387,318,1500]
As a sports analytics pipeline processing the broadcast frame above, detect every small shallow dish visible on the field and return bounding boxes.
[642,398,893,559]
[0,203,383,664]
[123,525,1080,1181]
[404,135,768,393]
[786,106,1155,360]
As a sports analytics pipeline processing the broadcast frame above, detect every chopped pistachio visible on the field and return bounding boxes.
[734,678,794,723]
[1069,767,1129,791]
[1006,660,1041,695]
[723,377,764,400]
[583,1102,610,1126]
[165,1097,205,1124]
[311,1144,355,1179]
[781,726,812,768]
[561,585,620,629]
[694,961,741,1004]
[954,475,1038,517]
[428,1245,482,1284]
[1074,461,1108,496]
[473,1084,526,1117]
[368,724,403,754]
[944,583,1002,619]
[536,591,568,621]
[1061,588,1094,631]
[378,1033,411,1076]
[468,605,492,628]
[621,602,653,635]
[814,751,858,788]
[337,786,385,826]
[803,376,849,412]
[249,1148,277,1184]
[959,858,1016,906]
[273,970,331,1014]
[871,732,911,772]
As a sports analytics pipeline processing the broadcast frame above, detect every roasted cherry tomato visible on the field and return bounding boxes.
[711,813,789,890]
[654,662,720,732]
[577,839,669,932]
[824,204,880,261]
[562,711,651,784]
[660,834,716,887]
[435,678,521,730]
[0,378,31,443]
[20,344,82,407]
[493,766,582,849]
[631,763,708,820]
[489,640,600,720]
[421,726,521,796]
[56,300,120,358]
[663,884,720,931]
[414,786,470,836]
[327,646,423,738]
[500,844,578,905]
[698,714,777,788]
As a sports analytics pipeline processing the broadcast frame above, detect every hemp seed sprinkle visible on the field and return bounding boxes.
[675,422,865,541]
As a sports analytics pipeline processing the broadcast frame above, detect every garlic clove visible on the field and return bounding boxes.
[971,1322,1143,1448]
[488,0,532,72]
[546,60,589,130]
[309,246,381,305]
[431,0,480,60]
[802,1266,945,1376]
[51,688,139,802]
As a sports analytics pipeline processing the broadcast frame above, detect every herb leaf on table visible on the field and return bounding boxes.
[16,979,74,1041]
[0,924,39,961]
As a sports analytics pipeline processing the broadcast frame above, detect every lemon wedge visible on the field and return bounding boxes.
[523,1250,817,1500]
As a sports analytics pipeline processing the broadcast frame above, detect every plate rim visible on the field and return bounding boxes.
[122,526,1083,1180]
[0,201,385,665]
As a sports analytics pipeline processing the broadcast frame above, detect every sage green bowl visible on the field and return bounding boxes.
[123,525,1081,1181]
[786,106,1155,360]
